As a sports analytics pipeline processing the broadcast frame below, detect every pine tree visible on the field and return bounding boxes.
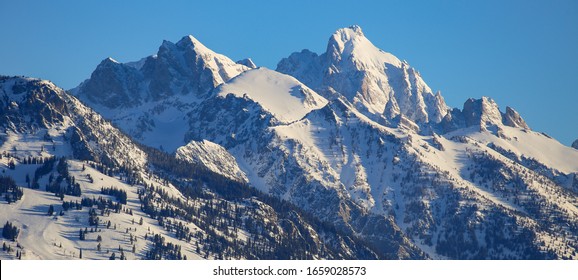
[109,252,116,260]
[79,248,82,259]
[2,221,19,241]
[47,205,54,216]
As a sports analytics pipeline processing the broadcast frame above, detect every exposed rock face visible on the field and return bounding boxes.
[439,97,529,133]
[74,35,249,108]
[76,58,142,108]
[572,139,578,150]
[503,106,529,129]
[462,97,503,128]
[236,58,257,69]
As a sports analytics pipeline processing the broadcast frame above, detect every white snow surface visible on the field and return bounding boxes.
[216,68,328,123]
[176,139,248,183]
[446,126,578,174]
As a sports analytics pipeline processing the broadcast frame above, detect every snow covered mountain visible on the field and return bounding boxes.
[277,25,448,126]
[0,76,384,260]
[72,35,250,151]
[3,25,578,260]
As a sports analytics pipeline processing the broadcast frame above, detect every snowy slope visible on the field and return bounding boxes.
[216,68,328,124]
[0,160,203,260]
[446,126,578,174]
[175,139,248,183]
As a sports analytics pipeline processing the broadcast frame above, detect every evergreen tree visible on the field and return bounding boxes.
[8,160,15,170]
[47,205,54,216]
[2,222,19,241]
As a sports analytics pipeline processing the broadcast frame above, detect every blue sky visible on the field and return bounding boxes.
[1,0,576,144]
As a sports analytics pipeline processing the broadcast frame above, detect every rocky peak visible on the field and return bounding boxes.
[277,26,448,126]
[1,77,71,130]
[276,49,322,88]
[462,97,503,128]
[440,97,532,133]
[75,57,141,108]
[236,58,257,69]
[74,35,250,108]
[326,25,402,69]
[572,139,578,150]
[502,106,529,129]
[142,35,249,98]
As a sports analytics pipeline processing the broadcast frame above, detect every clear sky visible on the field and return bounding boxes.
[1,0,576,144]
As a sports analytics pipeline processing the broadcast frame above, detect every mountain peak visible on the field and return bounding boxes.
[441,97,531,132]
[96,57,120,69]
[503,106,529,129]
[173,35,216,56]
[349,24,363,33]
[335,25,365,37]
[236,58,257,69]
[278,25,447,124]
[463,97,503,128]
[327,25,392,63]
[572,139,578,149]
[105,57,119,63]
[176,35,201,47]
